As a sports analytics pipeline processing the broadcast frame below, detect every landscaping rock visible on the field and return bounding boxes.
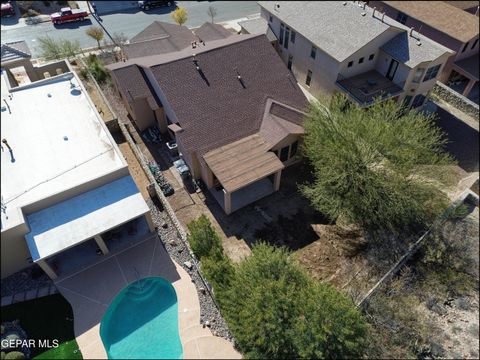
[184,261,193,270]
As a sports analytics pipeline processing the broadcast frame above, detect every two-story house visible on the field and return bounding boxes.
[368,1,479,103]
[255,1,453,109]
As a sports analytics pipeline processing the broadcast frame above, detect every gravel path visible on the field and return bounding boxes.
[147,196,235,343]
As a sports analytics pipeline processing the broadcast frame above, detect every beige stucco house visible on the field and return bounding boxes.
[253,1,454,109]
[1,53,154,280]
[107,23,308,215]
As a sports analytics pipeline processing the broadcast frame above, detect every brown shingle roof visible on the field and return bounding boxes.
[382,1,479,42]
[443,1,479,10]
[193,22,234,42]
[124,21,196,59]
[112,65,161,109]
[149,34,308,159]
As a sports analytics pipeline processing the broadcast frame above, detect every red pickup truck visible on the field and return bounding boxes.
[51,7,88,24]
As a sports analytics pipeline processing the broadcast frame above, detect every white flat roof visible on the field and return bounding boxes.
[1,70,125,229]
[25,175,149,262]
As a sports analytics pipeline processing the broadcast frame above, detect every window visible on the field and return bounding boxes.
[310,46,316,59]
[287,55,293,70]
[402,95,413,107]
[305,70,312,86]
[423,64,441,82]
[284,27,290,48]
[279,23,284,44]
[461,41,469,52]
[368,54,375,61]
[471,38,478,49]
[290,31,296,43]
[269,15,273,22]
[411,94,426,108]
[347,61,353,67]
[290,141,298,158]
[359,57,364,64]
[396,11,408,24]
[280,146,289,162]
[412,67,425,83]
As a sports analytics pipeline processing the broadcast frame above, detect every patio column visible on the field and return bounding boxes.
[462,78,477,97]
[145,212,156,233]
[94,234,109,255]
[37,259,57,280]
[224,190,232,215]
[274,170,282,191]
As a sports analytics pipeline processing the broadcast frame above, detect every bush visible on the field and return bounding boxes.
[4,352,25,360]
[201,255,235,293]
[220,243,368,359]
[187,215,223,260]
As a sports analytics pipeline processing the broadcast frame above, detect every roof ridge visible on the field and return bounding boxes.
[1,43,31,59]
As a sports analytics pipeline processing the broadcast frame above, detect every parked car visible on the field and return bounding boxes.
[138,0,172,11]
[51,7,88,24]
[173,159,191,180]
[1,1,15,17]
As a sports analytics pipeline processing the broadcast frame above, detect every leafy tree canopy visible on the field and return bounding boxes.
[302,94,455,234]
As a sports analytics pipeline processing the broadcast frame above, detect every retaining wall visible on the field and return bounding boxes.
[432,82,479,121]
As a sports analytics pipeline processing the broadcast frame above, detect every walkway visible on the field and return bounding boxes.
[54,233,241,359]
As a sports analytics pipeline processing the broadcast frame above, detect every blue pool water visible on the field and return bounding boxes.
[100,277,183,359]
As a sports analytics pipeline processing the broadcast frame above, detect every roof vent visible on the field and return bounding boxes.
[416,40,422,46]
[342,1,347,5]
[47,93,52,97]
[409,27,414,36]
[274,3,280,11]
[63,136,69,141]
[381,12,385,22]
[361,12,366,16]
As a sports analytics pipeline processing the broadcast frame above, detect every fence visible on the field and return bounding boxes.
[357,189,479,308]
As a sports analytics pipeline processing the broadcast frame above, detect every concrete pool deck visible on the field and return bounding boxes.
[54,233,241,359]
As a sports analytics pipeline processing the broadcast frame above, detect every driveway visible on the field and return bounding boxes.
[55,233,240,359]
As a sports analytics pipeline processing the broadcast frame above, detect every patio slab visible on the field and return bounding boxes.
[54,233,240,359]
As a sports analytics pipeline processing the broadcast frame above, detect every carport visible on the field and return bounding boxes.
[24,176,154,279]
[204,134,284,214]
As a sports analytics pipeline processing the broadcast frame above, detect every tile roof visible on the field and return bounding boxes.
[381,1,480,42]
[443,1,479,10]
[1,41,31,64]
[124,21,196,59]
[258,1,392,62]
[193,22,234,41]
[149,34,308,159]
[381,31,453,68]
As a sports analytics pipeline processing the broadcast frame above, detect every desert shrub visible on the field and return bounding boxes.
[220,243,368,359]
[187,215,223,260]
[201,255,235,293]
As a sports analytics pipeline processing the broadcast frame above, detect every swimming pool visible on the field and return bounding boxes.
[100,277,183,359]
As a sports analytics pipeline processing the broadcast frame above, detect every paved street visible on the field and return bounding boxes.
[1,1,260,57]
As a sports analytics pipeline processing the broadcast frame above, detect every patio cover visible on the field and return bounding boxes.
[25,175,149,262]
[203,134,284,193]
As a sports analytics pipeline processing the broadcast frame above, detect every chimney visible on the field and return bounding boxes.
[372,7,376,17]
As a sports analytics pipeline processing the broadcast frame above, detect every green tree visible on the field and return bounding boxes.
[86,26,104,49]
[171,7,188,26]
[302,94,455,235]
[220,243,368,359]
[187,214,223,260]
[37,36,81,60]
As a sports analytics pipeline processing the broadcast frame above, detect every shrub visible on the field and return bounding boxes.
[88,61,109,83]
[187,215,223,260]
[221,243,368,359]
[201,255,235,293]
[4,352,25,360]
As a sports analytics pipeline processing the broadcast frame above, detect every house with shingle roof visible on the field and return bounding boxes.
[108,23,308,214]
[369,1,479,101]
[257,1,453,108]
